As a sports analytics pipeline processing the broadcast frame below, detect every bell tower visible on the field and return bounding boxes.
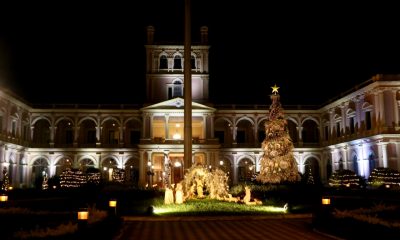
[144,25,210,104]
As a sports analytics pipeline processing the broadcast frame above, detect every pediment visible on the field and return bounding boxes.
[141,97,215,111]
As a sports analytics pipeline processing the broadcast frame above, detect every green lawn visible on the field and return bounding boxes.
[151,198,290,216]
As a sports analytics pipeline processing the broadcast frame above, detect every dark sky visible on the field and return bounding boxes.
[0,1,399,106]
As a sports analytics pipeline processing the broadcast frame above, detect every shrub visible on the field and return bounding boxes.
[328,169,364,188]
[368,167,400,187]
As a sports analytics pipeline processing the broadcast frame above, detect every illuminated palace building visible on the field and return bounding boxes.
[1,26,400,188]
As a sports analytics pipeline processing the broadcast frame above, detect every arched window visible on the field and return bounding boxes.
[191,55,196,69]
[302,119,319,144]
[168,80,183,99]
[365,111,372,130]
[159,55,168,69]
[173,81,183,97]
[173,55,182,69]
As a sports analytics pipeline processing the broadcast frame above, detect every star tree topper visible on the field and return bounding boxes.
[271,84,280,95]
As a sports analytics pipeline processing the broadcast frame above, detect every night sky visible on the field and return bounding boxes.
[0,1,399,106]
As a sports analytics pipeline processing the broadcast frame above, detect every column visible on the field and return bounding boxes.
[192,150,196,165]
[297,126,303,146]
[297,152,305,174]
[147,151,153,186]
[202,115,206,140]
[232,126,237,144]
[0,144,5,163]
[149,114,154,138]
[30,126,35,143]
[373,93,380,126]
[341,147,348,169]
[17,109,23,138]
[119,126,125,147]
[255,153,262,172]
[341,103,348,135]
[49,126,55,147]
[358,143,366,177]
[49,155,56,177]
[22,161,28,188]
[330,149,336,171]
[73,126,80,147]
[379,91,385,125]
[381,143,388,168]
[396,143,400,170]
[95,126,101,146]
[164,114,169,139]
[142,114,147,138]
[210,114,214,138]
[14,153,20,187]
[355,95,364,130]
[232,154,238,185]
[392,90,399,127]
[138,150,146,187]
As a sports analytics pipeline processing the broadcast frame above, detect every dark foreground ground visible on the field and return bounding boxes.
[1,185,400,239]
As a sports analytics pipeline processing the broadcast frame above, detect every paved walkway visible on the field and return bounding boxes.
[114,214,342,240]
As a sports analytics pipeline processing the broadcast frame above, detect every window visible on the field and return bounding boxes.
[66,130,73,144]
[258,130,265,143]
[130,131,141,144]
[168,87,173,99]
[215,131,224,143]
[236,131,245,143]
[159,55,168,69]
[87,130,96,143]
[108,130,118,144]
[23,125,30,141]
[350,117,355,134]
[173,55,182,69]
[365,111,372,130]
[173,82,183,97]
[336,122,340,137]
[191,56,196,69]
[11,120,17,137]
[324,126,329,141]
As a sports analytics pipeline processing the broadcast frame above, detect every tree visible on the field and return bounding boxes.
[257,85,300,184]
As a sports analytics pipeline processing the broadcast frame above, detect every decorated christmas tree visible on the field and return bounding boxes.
[257,84,300,184]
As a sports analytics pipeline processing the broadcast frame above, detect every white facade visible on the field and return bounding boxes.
[1,26,400,188]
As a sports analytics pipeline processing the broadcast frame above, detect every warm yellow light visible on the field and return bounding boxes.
[173,132,181,140]
[174,161,182,167]
[109,200,117,207]
[8,186,13,190]
[322,198,331,205]
[0,195,8,202]
[385,184,390,188]
[77,210,89,220]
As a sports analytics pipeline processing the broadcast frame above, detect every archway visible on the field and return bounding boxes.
[237,158,255,183]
